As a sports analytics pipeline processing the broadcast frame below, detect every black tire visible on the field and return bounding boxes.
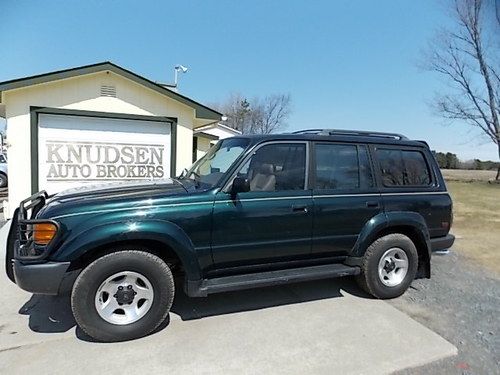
[71,250,174,342]
[355,233,418,299]
[0,173,7,188]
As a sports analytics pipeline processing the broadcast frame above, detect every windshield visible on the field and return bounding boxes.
[183,137,250,188]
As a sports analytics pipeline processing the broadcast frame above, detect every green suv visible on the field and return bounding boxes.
[5,129,454,341]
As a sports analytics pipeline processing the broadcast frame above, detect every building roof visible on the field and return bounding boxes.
[193,131,219,141]
[0,61,222,120]
[195,122,241,134]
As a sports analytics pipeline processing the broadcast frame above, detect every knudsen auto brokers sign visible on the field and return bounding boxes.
[38,114,172,193]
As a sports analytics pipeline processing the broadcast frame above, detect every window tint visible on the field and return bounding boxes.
[377,148,431,186]
[377,149,405,186]
[236,143,306,191]
[314,144,374,190]
[402,150,431,185]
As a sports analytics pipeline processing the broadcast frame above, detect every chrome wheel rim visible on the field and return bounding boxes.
[95,271,154,325]
[377,248,409,287]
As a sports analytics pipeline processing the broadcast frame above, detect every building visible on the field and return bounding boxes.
[0,62,229,217]
[193,122,241,162]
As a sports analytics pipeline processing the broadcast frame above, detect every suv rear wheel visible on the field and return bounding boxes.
[355,233,418,299]
[71,250,174,342]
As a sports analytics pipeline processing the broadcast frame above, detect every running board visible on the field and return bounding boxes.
[186,264,360,297]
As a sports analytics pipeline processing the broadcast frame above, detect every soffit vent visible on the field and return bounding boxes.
[100,85,116,97]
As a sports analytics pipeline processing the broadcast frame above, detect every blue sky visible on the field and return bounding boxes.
[0,0,497,160]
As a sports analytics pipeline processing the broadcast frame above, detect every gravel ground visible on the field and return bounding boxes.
[390,250,500,375]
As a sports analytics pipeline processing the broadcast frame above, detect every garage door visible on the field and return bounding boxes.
[38,114,172,194]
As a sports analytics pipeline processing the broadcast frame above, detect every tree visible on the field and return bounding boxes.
[423,0,500,179]
[215,93,292,134]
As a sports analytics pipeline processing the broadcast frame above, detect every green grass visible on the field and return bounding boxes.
[447,181,500,274]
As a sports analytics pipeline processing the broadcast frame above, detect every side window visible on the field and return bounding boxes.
[236,143,306,192]
[0,155,5,163]
[402,150,431,185]
[377,149,405,186]
[314,144,374,190]
[377,148,431,186]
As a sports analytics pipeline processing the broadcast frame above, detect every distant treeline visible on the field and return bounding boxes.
[432,151,499,170]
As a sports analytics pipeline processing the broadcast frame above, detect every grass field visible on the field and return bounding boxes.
[442,168,497,182]
[445,176,500,275]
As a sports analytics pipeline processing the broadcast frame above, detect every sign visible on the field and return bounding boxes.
[45,141,166,181]
[38,114,171,193]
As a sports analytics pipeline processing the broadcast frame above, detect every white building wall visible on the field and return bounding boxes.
[3,71,202,216]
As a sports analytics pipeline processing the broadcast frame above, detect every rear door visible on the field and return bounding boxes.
[211,141,313,268]
[311,142,382,257]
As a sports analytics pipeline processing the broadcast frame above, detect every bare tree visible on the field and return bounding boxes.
[215,93,292,134]
[424,0,500,179]
[249,94,292,134]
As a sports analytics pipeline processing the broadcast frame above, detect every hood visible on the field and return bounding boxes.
[53,178,185,201]
[37,178,188,219]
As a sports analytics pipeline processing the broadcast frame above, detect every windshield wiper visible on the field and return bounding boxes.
[175,170,201,188]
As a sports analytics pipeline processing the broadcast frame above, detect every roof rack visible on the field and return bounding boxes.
[291,129,408,140]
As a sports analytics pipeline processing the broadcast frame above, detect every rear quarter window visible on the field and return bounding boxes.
[376,148,431,187]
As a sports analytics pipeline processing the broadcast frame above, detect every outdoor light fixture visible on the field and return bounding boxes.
[174,64,189,87]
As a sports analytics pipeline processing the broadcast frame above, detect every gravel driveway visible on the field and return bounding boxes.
[391,250,500,374]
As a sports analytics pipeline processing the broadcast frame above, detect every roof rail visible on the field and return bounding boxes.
[291,129,408,140]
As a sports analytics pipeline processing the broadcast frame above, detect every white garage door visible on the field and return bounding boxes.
[38,114,171,194]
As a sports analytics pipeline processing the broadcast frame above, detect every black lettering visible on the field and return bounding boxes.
[47,164,59,178]
[150,147,163,165]
[137,165,147,177]
[127,165,137,177]
[80,165,91,178]
[155,165,164,177]
[104,146,120,164]
[121,146,134,164]
[86,145,102,163]
[116,165,127,178]
[135,147,149,164]
[96,164,107,178]
[67,144,83,164]
[107,165,117,178]
[47,144,64,163]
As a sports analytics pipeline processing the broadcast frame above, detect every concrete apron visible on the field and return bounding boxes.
[0,221,456,375]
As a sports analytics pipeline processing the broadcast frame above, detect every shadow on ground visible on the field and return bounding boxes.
[18,276,370,342]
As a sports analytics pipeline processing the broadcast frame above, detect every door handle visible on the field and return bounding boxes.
[366,201,379,208]
[292,205,308,213]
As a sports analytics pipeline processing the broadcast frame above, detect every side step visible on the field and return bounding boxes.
[192,264,360,297]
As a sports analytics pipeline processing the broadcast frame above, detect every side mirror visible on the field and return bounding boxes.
[231,176,250,195]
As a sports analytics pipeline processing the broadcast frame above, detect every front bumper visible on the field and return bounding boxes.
[430,234,455,252]
[13,260,71,295]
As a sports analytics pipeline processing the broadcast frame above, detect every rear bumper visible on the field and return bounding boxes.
[13,260,71,295]
[430,234,455,252]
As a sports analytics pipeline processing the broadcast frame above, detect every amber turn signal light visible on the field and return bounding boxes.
[33,223,57,245]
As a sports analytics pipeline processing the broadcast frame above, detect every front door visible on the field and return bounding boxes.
[211,141,313,268]
[311,142,382,256]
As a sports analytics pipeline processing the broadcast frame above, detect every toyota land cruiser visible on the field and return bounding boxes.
[5,129,454,342]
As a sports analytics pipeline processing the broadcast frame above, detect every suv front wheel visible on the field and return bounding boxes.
[71,250,175,342]
[355,233,418,299]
